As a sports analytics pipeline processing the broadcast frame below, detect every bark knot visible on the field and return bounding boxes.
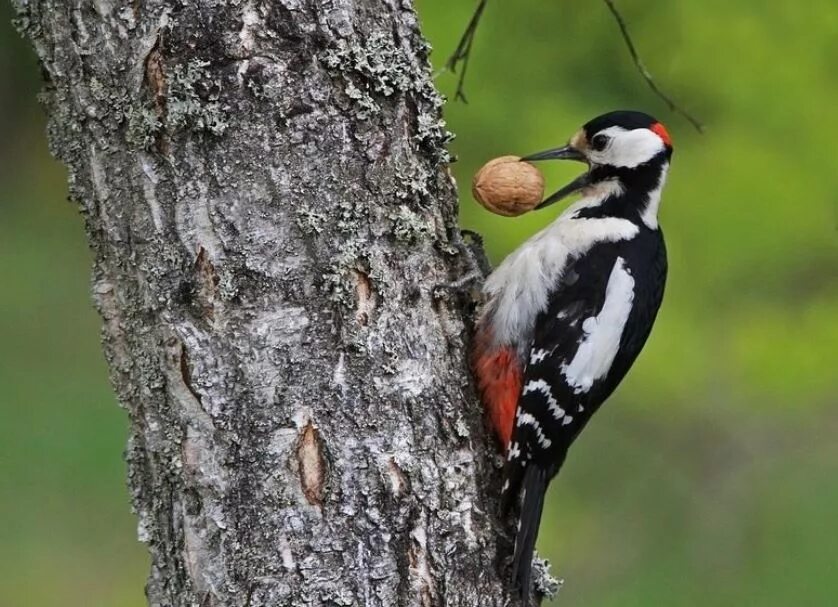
[352,269,375,326]
[296,422,327,506]
[145,42,167,115]
[143,39,169,153]
[179,342,203,405]
[384,457,409,498]
[193,246,220,321]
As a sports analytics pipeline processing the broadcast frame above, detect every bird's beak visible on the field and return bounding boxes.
[521,145,591,210]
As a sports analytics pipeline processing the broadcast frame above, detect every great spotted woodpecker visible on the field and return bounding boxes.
[472,111,672,602]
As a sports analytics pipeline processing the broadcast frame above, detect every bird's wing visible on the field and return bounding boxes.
[501,249,628,505]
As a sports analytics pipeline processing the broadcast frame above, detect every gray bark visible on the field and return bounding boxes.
[11,1,541,605]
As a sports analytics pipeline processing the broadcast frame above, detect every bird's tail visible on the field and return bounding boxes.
[511,465,548,605]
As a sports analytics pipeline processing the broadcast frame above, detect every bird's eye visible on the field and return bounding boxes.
[591,134,609,152]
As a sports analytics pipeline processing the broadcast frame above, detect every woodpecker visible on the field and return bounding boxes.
[472,111,672,602]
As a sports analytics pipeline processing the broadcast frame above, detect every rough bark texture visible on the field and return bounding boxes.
[12,1,527,605]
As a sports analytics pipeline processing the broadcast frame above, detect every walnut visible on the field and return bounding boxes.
[471,156,545,217]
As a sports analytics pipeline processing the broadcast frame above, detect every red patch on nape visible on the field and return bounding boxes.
[651,122,673,147]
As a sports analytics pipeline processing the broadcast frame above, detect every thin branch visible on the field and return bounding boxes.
[437,0,488,103]
[441,0,704,132]
[602,0,704,132]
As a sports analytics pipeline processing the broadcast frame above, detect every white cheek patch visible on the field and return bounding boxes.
[590,126,665,169]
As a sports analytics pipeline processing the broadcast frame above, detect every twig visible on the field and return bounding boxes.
[441,0,703,132]
[602,0,704,132]
[438,0,488,103]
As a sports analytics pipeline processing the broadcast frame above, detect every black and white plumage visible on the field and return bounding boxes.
[474,111,673,602]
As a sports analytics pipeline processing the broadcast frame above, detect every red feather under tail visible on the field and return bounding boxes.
[472,327,522,451]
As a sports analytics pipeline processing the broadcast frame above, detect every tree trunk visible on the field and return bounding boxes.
[12,1,537,605]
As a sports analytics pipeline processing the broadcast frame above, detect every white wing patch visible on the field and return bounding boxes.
[562,257,635,393]
[522,379,566,420]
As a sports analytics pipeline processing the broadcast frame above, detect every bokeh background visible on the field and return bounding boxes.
[1,1,836,605]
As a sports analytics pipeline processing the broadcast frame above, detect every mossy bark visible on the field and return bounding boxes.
[12,1,520,605]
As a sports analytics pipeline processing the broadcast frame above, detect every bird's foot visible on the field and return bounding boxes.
[432,270,484,300]
[458,229,492,278]
[433,228,491,301]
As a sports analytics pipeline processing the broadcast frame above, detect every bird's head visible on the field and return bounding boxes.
[522,110,673,211]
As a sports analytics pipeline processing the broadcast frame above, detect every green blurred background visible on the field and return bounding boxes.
[1,1,836,605]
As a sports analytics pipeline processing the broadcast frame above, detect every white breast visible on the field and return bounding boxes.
[481,193,639,353]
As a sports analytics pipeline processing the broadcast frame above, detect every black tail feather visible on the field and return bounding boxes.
[512,466,548,605]
[500,457,525,516]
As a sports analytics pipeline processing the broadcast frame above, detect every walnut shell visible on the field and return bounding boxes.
[472,156,545,217]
